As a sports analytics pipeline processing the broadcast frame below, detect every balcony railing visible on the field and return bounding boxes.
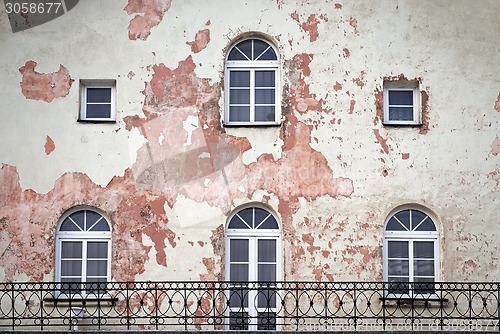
[0,281,499,331]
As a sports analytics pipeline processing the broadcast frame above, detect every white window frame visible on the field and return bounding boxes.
[224,38,280,126]
[55,207,112,298]
[79,80,116,122]
[383,208,439,299]
[225,205,281,330]
[383,82,420,125]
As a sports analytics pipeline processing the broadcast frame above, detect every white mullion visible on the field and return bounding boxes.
[250,69,255,123]
[82,240,88,296]
[409,240,414,297]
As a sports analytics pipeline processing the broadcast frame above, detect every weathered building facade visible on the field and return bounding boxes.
[0,0,499,331]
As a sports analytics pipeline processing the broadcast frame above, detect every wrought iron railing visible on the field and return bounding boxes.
[0,281,499,331]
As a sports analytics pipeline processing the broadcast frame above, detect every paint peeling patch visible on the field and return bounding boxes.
[334,3,342,9]
[44,136,55,155]
[373,129,390,154]
[124,0,172,41]
[19,61,72,102]
[402,153,410,160]
[342,48,350,58]
[291,12,328,42]
[333,81,342,91]
[495,92,500,112]
[349,17,359,34]
[127,71,135,80]
[491,135,500,156]
[187,28,211,53]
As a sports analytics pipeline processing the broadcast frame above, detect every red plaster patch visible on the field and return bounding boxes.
[402,153,410,160]
[495,92,500,112]
[291,12,327,42]
[335,3,342,9]
[349,17,359,34]
[19,61,72,102]
[187,29,211,53]
[44,136,55,155]
[125,0,172,41]
[349,99,355,114]
[491,135,500,156]
[333,81,342,91]
[342,48,350,57]
[373,129,390,154]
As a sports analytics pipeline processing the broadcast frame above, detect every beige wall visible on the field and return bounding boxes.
[0,0,499,283]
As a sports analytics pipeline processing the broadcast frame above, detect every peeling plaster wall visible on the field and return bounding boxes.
[0,0,499,284]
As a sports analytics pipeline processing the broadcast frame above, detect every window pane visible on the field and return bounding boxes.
[230,89,250,104]
[386,277,409,295]
[60,278,82,296]
[61,241,82,258]
[228,215,250,229]
[86,104,111,119]
[255,89,275,104]
[230,239,249,262]
[258,48,277,60]
[253,40,269,60]
[388,90,413,105]
[255,208,278,229]
[415,219,436,231]
[388,259,409,276]
[87,259,108,276]
[258,264,276,281]
[387,241,408,258]
[230,264,249,281]
[255,71,275,87]
[87,242,108,258]
[414,241,434,258]
[87,88,111,103]
[257,289,277,308]
[394,210,411,230]
[388,107,414,121]
[235,40,252,59]
[230,71,250,87]
[86,211,100,228]
[85,278,108,295]
[257,312,277,330]
[68,211,84,230]
[385,217,407,231]
[89,218,110,232]
[414,260,434,276]
[258,240,276,262]
[228,48,247,61]
[229,106,250,122]
[61,260,82,276]
[237,209,253,227]
[255,106,275,122]
[258,216,279,229]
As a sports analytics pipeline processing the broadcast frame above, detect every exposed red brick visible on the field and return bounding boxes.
[124,0,172,40]
[187,29,211,53]
[44,136,55,155]
[373,129,390,154]
[19,61,72,103]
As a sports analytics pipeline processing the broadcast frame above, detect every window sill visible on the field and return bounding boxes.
[382,122,422,127]
[77,119,117,123]
[223,123,281,128]
[43,297,118,306]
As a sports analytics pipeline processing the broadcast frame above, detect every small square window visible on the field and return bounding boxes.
[79,80,116,122]
[383,82,420,125]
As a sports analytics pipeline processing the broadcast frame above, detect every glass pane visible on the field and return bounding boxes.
[258,215,278,229]
[61,241,82,258]
[85,278,108,295]
[255,89,275,104]
[237,209,253,227]
[87,242,108,258]
[229,106,250,122]
[89,218,110,231]
[235,40,252,59]
[229,311,249,330]
[394,210,411,230]
[230,89,250,104]
[258,312,276,330]
[415,219,436,231]
[61,260,82,276]
[414,260,434,276]
[230,264,249,281]
[255,71,275,87]
[254,208,270,227]
[258,240,276,262]
[228,215,250,229]
[255,106,275,122]
[258,48,277,60]
[388,107,413,121]
[253,40,269,60]
[86,104,111,119]
[258,288,277,308]
[414,277,435,294]
[229,288,249,308]
[258,264,276,281]
[388,259,409,276]
[87,88,111,103]
[67,211,84,231]
[385,217,407,231]
[230,71,250,87]
[60,278,82,296]
[230,239,249,262]
[87,260,108,276]
[414,241,434,258]
[388,90,413,105]
[386,277,409,295]
[228,47,247,61]
[387,241,408,258]
[86,211,99,228]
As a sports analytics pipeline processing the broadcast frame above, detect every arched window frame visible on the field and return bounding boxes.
[225,204,281,330]
[55,206,112,298]
[383,207,440,298]
[224,37,280,126]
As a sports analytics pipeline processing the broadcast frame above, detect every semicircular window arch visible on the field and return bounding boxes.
[227,206,279,230]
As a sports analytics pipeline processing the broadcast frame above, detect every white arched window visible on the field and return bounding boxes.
[224,37,280,126]
[226,205,281,330]
[383,208,439,298]
[55,207,111,297]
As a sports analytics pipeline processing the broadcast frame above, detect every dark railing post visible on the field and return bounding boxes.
[183,282,188,330]
[39,283,44,330]
[353,282,357,331]
[10,283,15,330]
[125,282,131,330]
